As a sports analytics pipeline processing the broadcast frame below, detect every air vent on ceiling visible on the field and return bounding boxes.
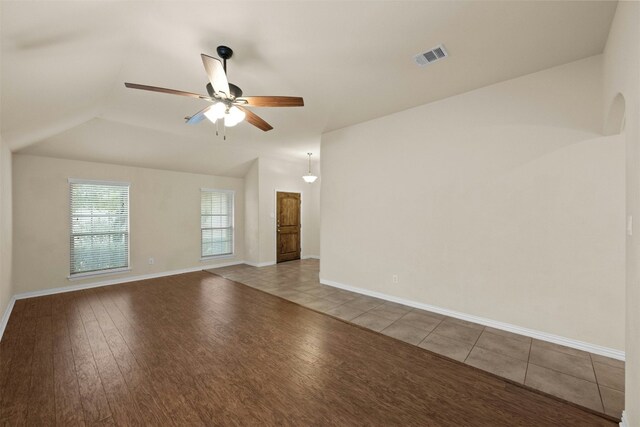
[414,44,448,67]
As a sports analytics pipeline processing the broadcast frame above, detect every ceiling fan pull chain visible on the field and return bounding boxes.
[216,121,219,136]
[224,124,227,141]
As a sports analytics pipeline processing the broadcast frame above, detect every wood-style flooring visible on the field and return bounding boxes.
[210,260,624,418]
[0,271,616,426]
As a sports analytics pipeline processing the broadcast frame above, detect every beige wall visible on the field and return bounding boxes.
[244,159,260,265]
[12,155,245,294]
[241,156,321,266]
[0,139,13,325]
[603,1,640,423]
[0,0,14,326]
[320,55,626,350]
[257,156,320,264]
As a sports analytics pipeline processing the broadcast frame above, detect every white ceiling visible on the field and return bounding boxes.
[1,1,617,177]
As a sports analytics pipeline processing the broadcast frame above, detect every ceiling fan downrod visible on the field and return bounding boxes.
[216,45,233,73]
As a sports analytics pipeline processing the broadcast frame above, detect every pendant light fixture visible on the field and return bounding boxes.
[302,153,318,184]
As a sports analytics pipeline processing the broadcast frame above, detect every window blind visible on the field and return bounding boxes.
[70,181,129,275]
[201,190,234,257]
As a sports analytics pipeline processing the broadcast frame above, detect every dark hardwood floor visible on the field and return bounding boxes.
[0,271,616,426]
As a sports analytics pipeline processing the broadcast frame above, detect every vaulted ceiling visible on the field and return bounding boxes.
[1,1,617,177]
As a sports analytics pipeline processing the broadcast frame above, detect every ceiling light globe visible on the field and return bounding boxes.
[212,102,226,119]
[224,114,240,127]
[228,106,245,123]
[203,109,218,123]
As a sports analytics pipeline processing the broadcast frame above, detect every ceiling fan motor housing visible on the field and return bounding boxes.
[206,82,243,98]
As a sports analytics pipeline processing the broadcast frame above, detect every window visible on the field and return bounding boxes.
[69,180,130,276]
[201,189,234,258]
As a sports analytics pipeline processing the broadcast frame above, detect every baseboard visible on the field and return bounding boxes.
[620,410,628,427]
[0,296,17,342]
[245,257,318,266]
[244,261,276,267]
[320,278,625,361]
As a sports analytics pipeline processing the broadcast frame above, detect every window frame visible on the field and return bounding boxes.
[200,188,235,260]
[68,178,131,279]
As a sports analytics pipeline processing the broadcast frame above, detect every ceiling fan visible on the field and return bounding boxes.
[124,45,304,136]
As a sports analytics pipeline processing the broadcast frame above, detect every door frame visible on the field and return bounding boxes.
[274,189,303,262]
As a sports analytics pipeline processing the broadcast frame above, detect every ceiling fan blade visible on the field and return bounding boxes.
[238,106,273,132]
[124,82,214,101]
[235,96,304,107]
[185,105,212,125]
[201,54,230,98]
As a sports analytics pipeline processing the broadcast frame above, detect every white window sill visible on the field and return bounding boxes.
[68,267,131,281]
[200,254,235,262]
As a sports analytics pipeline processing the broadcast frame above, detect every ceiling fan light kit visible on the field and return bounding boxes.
[203,102,226,122]
[302,153,318,184]
[124,45,304,139]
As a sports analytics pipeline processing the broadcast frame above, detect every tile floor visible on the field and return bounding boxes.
[208,259,625,419]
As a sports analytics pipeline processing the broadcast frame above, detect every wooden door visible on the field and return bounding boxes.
[276,192,301,263]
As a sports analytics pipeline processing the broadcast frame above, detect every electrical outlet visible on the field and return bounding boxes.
[392,274,398,284]
[148,257,155,265]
